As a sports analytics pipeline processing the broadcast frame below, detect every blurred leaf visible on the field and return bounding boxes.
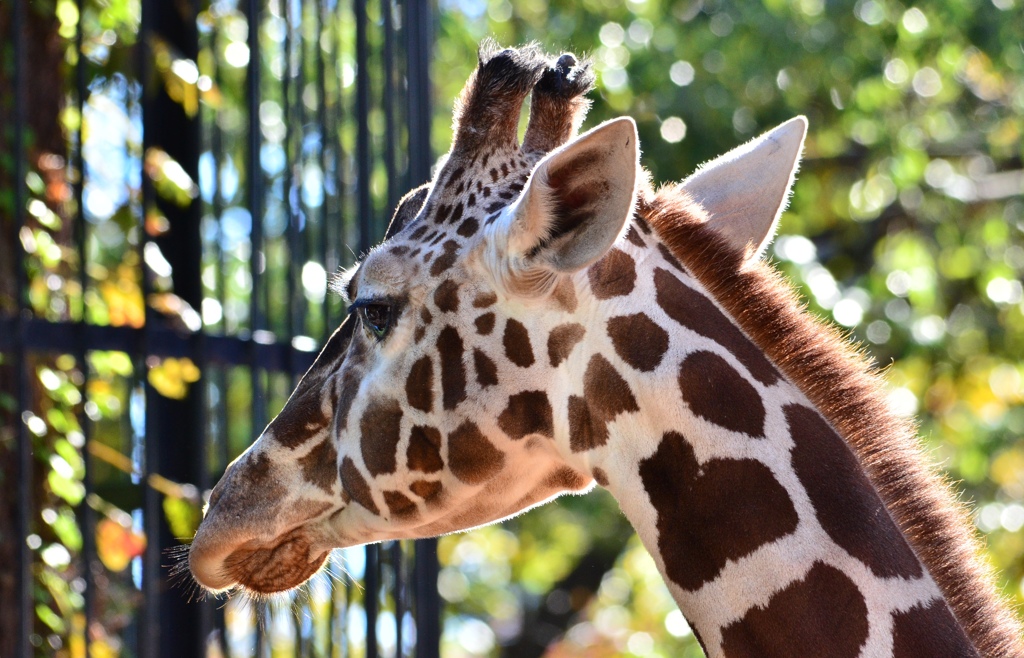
[96,518,146,572]
[163,496,202,541]
[147,357,202,399]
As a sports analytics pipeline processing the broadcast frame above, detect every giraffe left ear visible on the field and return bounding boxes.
[506,117,640,274]
[682,116,807,261]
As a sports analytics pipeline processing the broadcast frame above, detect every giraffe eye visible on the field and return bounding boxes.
[359,303,392,340]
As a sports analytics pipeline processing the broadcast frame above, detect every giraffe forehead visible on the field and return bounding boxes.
[356,249,420,296]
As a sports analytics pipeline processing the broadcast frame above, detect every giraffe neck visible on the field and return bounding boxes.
[552,211,982,656]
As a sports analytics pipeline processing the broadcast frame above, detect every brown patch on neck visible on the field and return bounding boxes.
[551,275,578,312]
[645,186,1023,656]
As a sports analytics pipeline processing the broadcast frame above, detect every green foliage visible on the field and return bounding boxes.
[432,0,1024,654]
[8,0,1023,654]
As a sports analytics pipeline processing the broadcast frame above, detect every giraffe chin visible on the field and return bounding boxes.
[218,531,331,595]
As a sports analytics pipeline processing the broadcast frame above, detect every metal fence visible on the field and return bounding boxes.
[1,0,438,655]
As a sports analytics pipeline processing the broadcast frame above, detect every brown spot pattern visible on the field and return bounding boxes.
[383,490,417,519]
[457,218,479,237]
[269,390,329,449]
[638,431,799,590]
[551,276,578,312]
[474,313,496,335]
[359,398,404,476]
[720,563,868,658]
[407,425,443,473]
[625,224,646,248]
[679,350,765,437]
[892,599,977,657]
[298,439,337,494]
[654,268,781,386]
[473,291,498,308]
[588,248,636,299]
[448,420,505,485]
[657,242,685,273]
[340,457,379,515]
[787,404,923,579]
[497,391,554,440]
[438,326,467,410]
[473,349,499,388]
[430,240,460,276]
[546,466,590,490]
[569,355,640,453]
[434,280,460,312]
[406,356,434,413]
[410,479,443,502]
[591,467,609,486]
[547,323,586,367]
[503,319,535,367]
[607,313,670,372]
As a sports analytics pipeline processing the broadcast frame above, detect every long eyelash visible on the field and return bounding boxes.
[329,263,361,303]
[346,298,370,316]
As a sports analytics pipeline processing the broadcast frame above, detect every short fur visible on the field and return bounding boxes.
[645,185,1024,657]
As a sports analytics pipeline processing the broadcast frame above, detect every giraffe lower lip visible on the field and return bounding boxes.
[223,532,330,594]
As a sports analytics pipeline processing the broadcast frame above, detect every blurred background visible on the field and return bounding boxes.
[1,0,1022,656]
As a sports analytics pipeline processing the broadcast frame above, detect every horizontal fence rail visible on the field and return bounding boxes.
[1,0,438,655]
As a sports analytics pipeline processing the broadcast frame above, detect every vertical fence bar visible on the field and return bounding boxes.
[403,1,440,654]
[355,0,372,255]
[383,0,398,216]
[247,0,267,419]
[316,0,332,338]
[392,541,405,657]
[73,0,97,654]
[207,25,233,651]
[136,0,161,653]
[354,2,381,654]
[12,0,33,653]
[283,0,297,345]
[245,0,268,653]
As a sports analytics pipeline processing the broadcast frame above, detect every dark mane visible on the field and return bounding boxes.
[643,185,1024,657]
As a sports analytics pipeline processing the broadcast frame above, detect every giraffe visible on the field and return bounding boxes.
[188,43,1024,656]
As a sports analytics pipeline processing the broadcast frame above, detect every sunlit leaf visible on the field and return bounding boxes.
[96,518,147,572]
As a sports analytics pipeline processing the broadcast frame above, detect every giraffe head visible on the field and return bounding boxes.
[188,42,644,593]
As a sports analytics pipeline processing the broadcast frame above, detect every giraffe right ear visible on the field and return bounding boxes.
[505,117,639,275]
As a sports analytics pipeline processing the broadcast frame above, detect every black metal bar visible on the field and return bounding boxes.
[392,541,405,657]
[73,0,97,653]
[0,317,319,374]
[405,0,432,188]
[293,0,308,343]
[247,0,267,430]
[12,0,33,653]
[401,2,440,655]
[316,0,331,340]
[282,0,297,345]
[383,0,398,217]
[366,543,380,658]
[137,0,161,653]
[355,0,373,255]
[245,18,268,651]
[207,18,231,653]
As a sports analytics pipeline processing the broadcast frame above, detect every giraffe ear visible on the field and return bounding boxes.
[507,117,639,274]
[682,116,807,261]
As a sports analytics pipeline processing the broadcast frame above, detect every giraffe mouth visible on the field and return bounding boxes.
[219,528,331,594]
